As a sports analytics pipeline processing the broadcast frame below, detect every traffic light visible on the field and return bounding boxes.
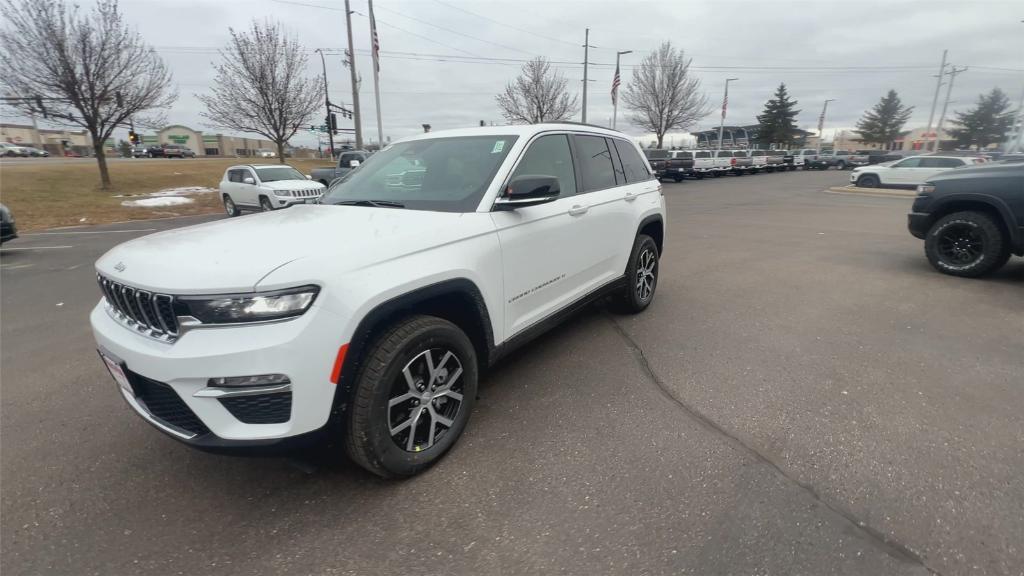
[128,131,137,144]
[115,92,124,108]
[330,113,338,131]
[35,95,46,119]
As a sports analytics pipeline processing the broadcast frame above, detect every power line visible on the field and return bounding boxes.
[429,0,581,49]
[370,3,537,56]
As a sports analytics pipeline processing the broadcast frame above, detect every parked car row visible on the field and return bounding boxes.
[643,148,828,181]
[131,144,197,158]
[0,142,50,157]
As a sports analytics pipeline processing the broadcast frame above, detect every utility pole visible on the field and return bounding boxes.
[314,49,335,158]
[344,0,363,149]
[717,78,738,149]
[934,66,967,152]
[581,28,591,123]
[611,50,631,130]
[1011,82,1024,153]
[817,99,835,154]
[924,49,948,152]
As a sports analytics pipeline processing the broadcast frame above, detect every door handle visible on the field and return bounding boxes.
[568,204,588,216]
[624,191,637,202]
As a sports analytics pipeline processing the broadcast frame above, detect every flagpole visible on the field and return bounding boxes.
[368,0,383,147]
[612,50,631,130]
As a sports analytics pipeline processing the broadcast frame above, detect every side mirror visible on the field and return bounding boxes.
[243,177,256,185]
[305,174,312,180]
[494,175,560,210]
[349,160,361,168]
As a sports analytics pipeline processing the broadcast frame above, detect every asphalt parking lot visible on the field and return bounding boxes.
[2,169,1021,576]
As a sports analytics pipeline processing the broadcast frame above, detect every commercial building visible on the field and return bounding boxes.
[140,125,277,157]
[832,128,957,152]
[689,125,814,149]
[0,123,94,155]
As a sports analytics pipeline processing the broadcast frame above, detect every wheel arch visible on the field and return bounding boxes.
[638,214,664,256]
[927,194,1020,251]
[332,278,495,416]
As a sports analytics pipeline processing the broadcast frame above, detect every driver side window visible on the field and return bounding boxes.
[509,134,577,198]
[894,157,922,168]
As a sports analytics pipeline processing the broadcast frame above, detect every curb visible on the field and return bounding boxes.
[825,185,917,198]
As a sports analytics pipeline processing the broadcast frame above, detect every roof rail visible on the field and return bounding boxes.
[542,121,622,132]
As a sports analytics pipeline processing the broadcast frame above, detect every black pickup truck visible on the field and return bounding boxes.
[908,162,1024,277]
[643,149,693,182]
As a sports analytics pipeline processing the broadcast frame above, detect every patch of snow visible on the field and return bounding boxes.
[121,197,195,208]
[151,186,215,196]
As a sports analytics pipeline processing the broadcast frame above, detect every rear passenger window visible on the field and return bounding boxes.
[574,135,617,192]
[717,151,732,158]
[613,139,651,183]
[510,134,577,197]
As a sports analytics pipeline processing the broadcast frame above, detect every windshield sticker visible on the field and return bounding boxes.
[491,140,506,154]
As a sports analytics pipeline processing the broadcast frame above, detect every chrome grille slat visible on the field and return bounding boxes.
[97,274,178,342]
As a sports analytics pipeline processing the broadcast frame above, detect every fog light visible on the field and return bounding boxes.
[208,374,290,387]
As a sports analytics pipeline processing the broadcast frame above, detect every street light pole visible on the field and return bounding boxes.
[817,99,835,154]
[344,0,363,149]
[581,28,591,123]
[612,50,631,130]
[924,49,948,152]
[314,48,335,158]
[717,78,738,149]
[934,66,967,152]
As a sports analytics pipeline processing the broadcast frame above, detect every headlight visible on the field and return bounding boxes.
[916,185,935,195]
[178,285,319,324]
[273,190,292,197]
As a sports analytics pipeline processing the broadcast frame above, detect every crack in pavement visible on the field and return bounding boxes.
[605,313,942,576]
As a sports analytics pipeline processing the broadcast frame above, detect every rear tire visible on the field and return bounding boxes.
[924,211,1008,277]
[614,234,659,313]
[346,315,478,478]
[836,161,847,170]
[673,175,684,182]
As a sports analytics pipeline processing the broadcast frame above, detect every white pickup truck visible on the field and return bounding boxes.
[689,150,718,179]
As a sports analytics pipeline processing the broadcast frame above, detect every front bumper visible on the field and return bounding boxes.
[1,221,17,243]
[907,212,931,239]
[91,299,349,450]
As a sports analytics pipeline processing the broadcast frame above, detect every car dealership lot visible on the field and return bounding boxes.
[2,170,1021,575]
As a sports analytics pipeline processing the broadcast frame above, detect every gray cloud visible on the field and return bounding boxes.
[20,0,1023,148]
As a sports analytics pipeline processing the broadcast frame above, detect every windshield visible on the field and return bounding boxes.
[256,166,305,182]
[321,135,518,212]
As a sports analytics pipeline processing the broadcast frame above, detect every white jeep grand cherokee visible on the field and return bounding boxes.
[91,124,666,477]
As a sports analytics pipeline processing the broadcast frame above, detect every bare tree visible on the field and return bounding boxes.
[0,0,175,188]
[496,57,579,124]
[622,42,710,148]
[198,21,321,163]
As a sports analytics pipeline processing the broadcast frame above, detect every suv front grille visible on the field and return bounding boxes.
[128,371,210,437]
[97,275,179,340]
[294,188,321,198]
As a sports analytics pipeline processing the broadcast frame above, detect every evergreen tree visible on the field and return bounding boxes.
[853,90,913,147]
[949,88,1015,148]
[756,83,800,147]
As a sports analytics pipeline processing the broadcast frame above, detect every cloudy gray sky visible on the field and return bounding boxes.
[16,0,1024,148]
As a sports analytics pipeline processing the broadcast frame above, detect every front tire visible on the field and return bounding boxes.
[836,161,847,170]
[925,211,1008,277]
[346,315,478,478]
[223,195,241,217]
[259,196,273,211]
[614,234,659,313]
[856,174,880,188]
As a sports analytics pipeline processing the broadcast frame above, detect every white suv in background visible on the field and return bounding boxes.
[219,164,326,215]
[91,124,667,478]
[851,155,985,188]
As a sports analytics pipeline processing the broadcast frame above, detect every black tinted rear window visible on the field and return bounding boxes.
[643,149,668,159]
[613,139,651,183]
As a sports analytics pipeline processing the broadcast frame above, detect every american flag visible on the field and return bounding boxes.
[370,0,380,73]
[611,61,621,105]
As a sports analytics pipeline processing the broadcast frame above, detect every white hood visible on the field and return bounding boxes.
[261,180,325,191]
[95,205,486,293]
